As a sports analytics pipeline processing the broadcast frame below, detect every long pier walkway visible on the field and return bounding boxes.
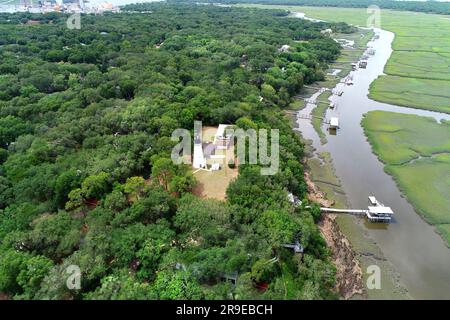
[319,207,367,216]
[301,195,394,222]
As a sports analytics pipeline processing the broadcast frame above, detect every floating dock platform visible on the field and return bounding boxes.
[320,196,394,223]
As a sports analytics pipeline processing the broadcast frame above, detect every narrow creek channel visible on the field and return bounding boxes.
[295,27,450,299]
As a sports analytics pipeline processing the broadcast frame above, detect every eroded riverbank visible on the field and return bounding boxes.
[299,138,410,299]
[292,18,450,298]
[288,26,414,299]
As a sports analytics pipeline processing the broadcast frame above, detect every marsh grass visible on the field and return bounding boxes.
[363,111,450,246]
[311,91,332,145]
[239,4,450,114]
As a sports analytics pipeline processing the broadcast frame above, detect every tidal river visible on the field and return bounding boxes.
[296,28,450,299]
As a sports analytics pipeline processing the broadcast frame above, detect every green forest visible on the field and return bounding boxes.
[194,0,450,15]
[0,3,349,299]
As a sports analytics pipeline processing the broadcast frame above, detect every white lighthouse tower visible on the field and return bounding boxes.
[192,121,206,169]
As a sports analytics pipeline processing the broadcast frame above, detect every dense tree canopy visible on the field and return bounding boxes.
[0,3,342,299]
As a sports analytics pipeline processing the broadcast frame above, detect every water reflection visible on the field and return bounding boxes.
[296,27,450,299]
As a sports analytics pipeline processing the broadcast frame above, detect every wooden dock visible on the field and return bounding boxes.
[295,196,393,223]
[319,196,394,223]
[297,113,331,125]
[303,85,325,90]
[320,207,367,216]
